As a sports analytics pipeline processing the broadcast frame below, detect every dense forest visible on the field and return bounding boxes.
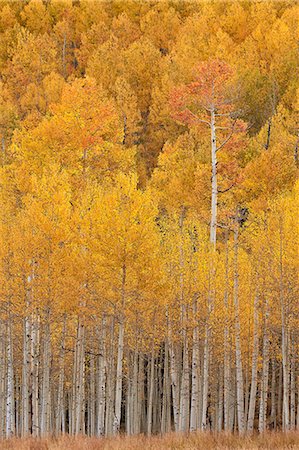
[0,0,298,439]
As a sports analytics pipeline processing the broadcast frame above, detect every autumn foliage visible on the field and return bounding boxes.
[0,0,298,441]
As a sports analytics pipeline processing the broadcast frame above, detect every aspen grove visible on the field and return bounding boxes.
[0,0,298,439]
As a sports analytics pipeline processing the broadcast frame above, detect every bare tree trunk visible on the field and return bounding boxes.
[270,359,277,430]
[0,320,6,438]
[40,311,51,437]
[89,351,96,436]
[137,353,144,433]
[147,345,155,435]
[247,293,259,432]
[280,221,289,431]
[233,224,245,434]
[31,311,40,437]
[55,316,66,435]
[290,338,296,430]
[22,314,30,437]
[277,363,282,428]
[223,231,231,432]
[190,299,199,432]
[113,318,124,434]
[179,306,189,432]
[210,107,217,246]
[201,327,210,430]
[113,263,127,435]
[161,339,171,434]
[168,311,180,432]
[72,317,85,435]
[6,317,14,437]
[217,366,223,431]
[258,311,269,433]
[131,348,139,434]
[105,317,115,436]
[97,317,106,437]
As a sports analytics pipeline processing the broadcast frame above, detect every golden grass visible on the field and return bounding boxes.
[1,432,299,450]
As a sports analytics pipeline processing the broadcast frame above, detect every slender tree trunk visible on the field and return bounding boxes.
[137,353,144,433]
[161,339,171,434]
[179,317,189,432]
[270,359,277,430]
[113,300,125,433]
[280,221,289,431]
[223,231,231,432]
[105,317,115,436]
[217,366,224,431]
[55,316,66,435]
[89,351,96,436]
[168,312,180,432]
[73,317,85,435]
[190,298,199,432]
[22,314,30,437]
[97,317,106,436]
[40,310,51,437]
[210,107,217,246]
[6,317,14,437]
[277,363,283,428]
[247,293,259,432]
[201,328,210,430]
[264,118,272,150]
[290,339,296,430]
[0,321,6,439]
[147,344,155,435]
[31,311,40,437]
[233,223,245,434]
[131,348,139,434]
[258,310,269,433]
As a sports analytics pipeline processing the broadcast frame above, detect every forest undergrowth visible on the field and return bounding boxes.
[1,432,299,450]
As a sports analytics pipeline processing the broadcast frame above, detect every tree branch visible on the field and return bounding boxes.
[216,120,237,152]
[218,184,235,194]
[185,108,210,126]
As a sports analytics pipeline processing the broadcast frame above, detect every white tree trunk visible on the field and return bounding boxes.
[6,318,14,437]
[97,317,106,436]
[190,299,199,432]
[113,263,126,435]
[55,316,66,435]
[280,222,289,431]
[40,313,51,437]
[147,345,155,435]
[31,311,40,437]
[247,293,259,432]
[210,107,217,246]
[233,225,245,434]
[258,315,269,433]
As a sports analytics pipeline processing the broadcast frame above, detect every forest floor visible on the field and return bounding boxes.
[1,432,299,450]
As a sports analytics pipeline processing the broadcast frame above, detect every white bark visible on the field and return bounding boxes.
[97,317,106,436]
[6,318,14,437]
[147,346,155,435]
[113,319,124,434]
[280,222,289,431]
[169,327,180,432]
[55,316,66,435]
[258,315,269,433]
[247,293,259,432]
[40,313,51,436]
[190,299,199,432]
[210,107,217,247]
[233,224,245,434]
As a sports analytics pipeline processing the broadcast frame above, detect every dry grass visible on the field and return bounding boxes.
[1,432,299,450]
